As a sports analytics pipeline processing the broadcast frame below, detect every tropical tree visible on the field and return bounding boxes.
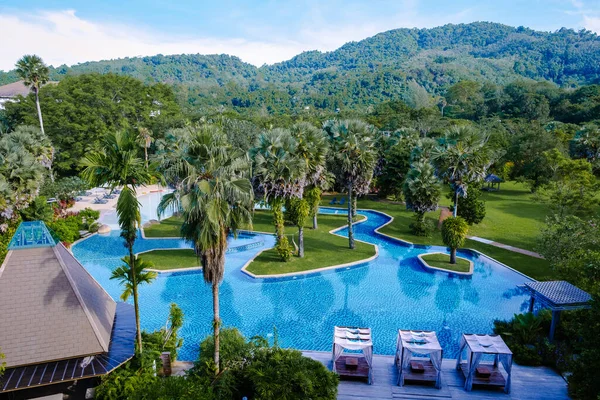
[326,120,377,249]
[20,196,53,222]
[15,55,49,135]
[138,127,154,169]
[252,128,305,261]
[110,256,157,317]
[285,197,310,257]
[158,125,254,373]
[441,216,469,264]
[291,122,330,230]
[433,126,497,217]
[403,160,441,236]
[81,130,153,352]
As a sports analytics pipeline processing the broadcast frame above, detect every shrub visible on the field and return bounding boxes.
[47,217,81,244]
[409,214,435,237]
[448,184,486,225]
[20,196,54,222]
[141,303,184,361]
[276,236,294,261]
[191,328,339,400]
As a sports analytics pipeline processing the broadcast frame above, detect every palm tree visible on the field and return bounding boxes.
[110,255,157,311]
[291,122,329,231]
[81,130,153,351]
[158,125,253,373]
[138,127,154,169]
[433,127,496,217]
[15,55,49,135]
[403,160,442,234]
[251,128,305,260]
[326,120,377,249]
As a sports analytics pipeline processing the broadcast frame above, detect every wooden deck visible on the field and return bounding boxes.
[304,351,569,400]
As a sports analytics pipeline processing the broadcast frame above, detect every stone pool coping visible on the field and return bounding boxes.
[417,252,474,276]
[70,206,536,283]
[240,214,379,280]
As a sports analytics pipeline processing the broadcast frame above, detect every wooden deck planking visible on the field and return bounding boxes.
[303,351,569,400]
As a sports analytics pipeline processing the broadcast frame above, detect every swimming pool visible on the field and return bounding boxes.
[73,201,532,361]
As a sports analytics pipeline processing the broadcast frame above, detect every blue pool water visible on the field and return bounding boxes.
[73,205,532,361]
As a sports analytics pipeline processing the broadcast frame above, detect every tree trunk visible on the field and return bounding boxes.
[212,281,221,373]
[312,214,318,230]
[298,226,304,257]
[450,248,457,264]
[129,245,142,353]
[273,202,284,242]
[144,146,148,170]
[35,88,45,135]
[453,190,459,217]
[352,196,357,217]
[348,183,355,249]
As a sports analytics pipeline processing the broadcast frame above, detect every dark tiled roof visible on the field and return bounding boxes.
[0,81,30,98]
[1,303,135,393]
[525,281,592,306]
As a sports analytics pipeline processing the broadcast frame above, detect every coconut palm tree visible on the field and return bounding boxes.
[326,120,377,249]
[15,55,49,135]
[158,125,253,373]
[433,126,497,217]
[291,122,330,231]
[81,130,153,352]
[110,256,157,310]
[251,128,305,260]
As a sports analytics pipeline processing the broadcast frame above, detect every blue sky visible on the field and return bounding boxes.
[1,0,599,71]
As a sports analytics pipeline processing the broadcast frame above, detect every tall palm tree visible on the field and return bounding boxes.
[15,55,49,135]
[81,130,153,352]
[158,125,253,373]
[433,127,496,217]
[291,122,329,231]
[138,127,154,169]
[110,256,157,308]
[327,120,377,249]
[251,128,305,260]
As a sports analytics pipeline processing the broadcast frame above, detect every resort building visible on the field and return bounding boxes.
[0,81,30,110]
[0,222,135,399]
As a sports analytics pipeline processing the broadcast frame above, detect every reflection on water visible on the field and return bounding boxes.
[73,204,532,361]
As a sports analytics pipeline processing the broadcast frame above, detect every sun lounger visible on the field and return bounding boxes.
[93,197,108,204]
[329,197,338,205]
[339,198,346,205]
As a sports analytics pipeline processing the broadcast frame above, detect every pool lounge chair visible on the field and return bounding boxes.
[339,198,346,206]
[329,197,338,205]
[103,193,117,199]
[93,196,108,204]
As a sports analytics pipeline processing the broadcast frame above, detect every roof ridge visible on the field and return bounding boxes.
[53,245,110,352]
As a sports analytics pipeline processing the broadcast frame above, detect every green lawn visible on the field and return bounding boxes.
[245,211,376,275]
[322,183,556,281]
[140,211,377,276]
[139,249,200,270]
[421,253,471,273]
[144,216,184,237]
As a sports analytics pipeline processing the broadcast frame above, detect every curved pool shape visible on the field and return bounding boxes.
[72,206,532,361]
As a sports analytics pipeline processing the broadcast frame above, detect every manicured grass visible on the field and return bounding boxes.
[421,253,471,273]
[139,249,200,270]
[144,216,184,237]
[322,187,556,281]
[245,211,376,275]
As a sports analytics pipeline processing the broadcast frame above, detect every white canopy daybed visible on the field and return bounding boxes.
[332,326,373,384]
[455,334,513,393]
[395,330,443,389]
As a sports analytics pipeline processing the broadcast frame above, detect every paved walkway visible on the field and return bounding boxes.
[468,236,544,259]
[304,351,568,400]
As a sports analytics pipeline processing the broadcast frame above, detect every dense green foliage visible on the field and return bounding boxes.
[192,328,338,400]
[441,216,469,264]
[5,74,183,175]
[450,184,486,225]
[3,23,600,116]
[403,160,441,235]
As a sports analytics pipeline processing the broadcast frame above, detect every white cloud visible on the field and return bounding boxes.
[0,6,476,72]
[583,15,600,32]
[0,10,309,71]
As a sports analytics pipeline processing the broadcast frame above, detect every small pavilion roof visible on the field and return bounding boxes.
[524,281,592,310]
[0,81,30,98]
[485,174,503,183]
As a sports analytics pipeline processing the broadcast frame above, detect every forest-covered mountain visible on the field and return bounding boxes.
[2,22,600,113]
